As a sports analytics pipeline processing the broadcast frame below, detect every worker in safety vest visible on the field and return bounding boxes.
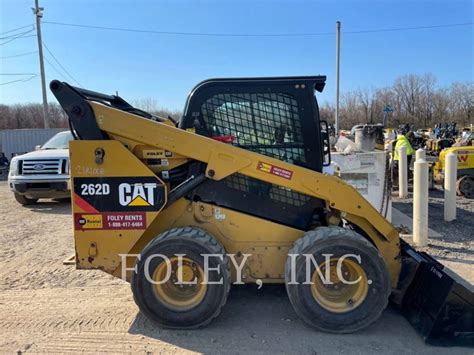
[393,126,414,181]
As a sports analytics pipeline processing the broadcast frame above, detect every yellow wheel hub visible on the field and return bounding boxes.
[152,257,207,311]
[311,258,368,313]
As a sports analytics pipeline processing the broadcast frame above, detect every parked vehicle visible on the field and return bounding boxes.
[8,131,73,205]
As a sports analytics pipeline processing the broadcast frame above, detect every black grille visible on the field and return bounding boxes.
[225,173,310,207]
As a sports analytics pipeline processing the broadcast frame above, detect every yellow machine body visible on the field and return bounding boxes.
[432,146,474,183]
[70,101,401,287]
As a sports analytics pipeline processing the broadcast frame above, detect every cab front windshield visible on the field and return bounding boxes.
[41,132,74,150]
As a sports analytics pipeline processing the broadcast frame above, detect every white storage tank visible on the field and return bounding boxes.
[331,150,392,222]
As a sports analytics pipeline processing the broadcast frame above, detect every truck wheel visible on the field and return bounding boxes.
[285,226,391,333]
[457,176,473,198]
[131,227,231,329]
[14,193,38,205]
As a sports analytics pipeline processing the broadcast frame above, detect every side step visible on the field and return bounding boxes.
[396,240,474,346]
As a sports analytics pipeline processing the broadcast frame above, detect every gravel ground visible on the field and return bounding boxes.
[0,181,472,354]
[393,187,474,283]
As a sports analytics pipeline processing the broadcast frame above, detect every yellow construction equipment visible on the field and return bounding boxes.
[431,133,474,198]
[50,77,473,345]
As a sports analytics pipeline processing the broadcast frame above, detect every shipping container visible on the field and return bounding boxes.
[0,128,66,161]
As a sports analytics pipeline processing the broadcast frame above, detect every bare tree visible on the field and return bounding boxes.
[356,88,378,124]
[432,89,450,122]
[419,74,436,127]
[393,74,424,124]
[319,103,335,124]
[449,82,473,126]
[133,98,183,121]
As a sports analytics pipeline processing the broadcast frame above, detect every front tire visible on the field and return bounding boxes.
[285,226,391,333]
[14,193,38,205]
[131,227,231,329]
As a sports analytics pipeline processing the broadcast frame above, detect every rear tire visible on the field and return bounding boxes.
[131,227,230,329]
[285,226,391,333]
[14,193,38,205]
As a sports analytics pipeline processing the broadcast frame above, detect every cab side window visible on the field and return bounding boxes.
[199,92,307,165]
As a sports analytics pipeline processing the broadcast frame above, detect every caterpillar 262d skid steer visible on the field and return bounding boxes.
[51,77,473,346]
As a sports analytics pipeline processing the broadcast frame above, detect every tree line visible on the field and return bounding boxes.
[319,74,472,130]
[0,74,472,130]
[0,98,182,130]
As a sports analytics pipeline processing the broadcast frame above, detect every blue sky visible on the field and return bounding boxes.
[1,0,472,110]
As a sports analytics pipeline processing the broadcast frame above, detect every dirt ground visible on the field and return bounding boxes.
[0,181,472,354]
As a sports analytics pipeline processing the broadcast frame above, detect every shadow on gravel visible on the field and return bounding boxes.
[435,256,474,265]
[25,200,71,215]
[127,285,426,353]
[427,243,474,256]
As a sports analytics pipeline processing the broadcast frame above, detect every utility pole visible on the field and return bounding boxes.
[335,21,341,135]
[32,0,49,128]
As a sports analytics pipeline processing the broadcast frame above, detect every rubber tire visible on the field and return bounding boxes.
[457,176,473,198]
[285,226,391,334]
[131,227,231,329]
[14,193,38,205]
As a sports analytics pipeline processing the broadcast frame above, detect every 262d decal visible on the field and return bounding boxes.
[73,177,166,212]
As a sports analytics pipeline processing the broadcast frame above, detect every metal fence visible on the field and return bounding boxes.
[0,128,66,160]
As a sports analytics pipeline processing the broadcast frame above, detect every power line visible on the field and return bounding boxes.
[0,73,38,76]
[42,41,82,87]
[43,55,69,82]
[42,20,474,37]
[45,21,330,37]
[0,28,35,40]
[0,51,38,59]
[0,31,35,46]
[0,24,35,36]
[0,74,38,86]
[345,22,474,34]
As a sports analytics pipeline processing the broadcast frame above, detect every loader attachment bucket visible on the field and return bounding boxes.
[398,240,474,346]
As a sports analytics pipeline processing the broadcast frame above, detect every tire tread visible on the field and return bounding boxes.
[285,226,391,333]
[132,226,231,329]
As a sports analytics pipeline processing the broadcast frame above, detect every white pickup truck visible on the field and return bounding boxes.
[8,131,73,205]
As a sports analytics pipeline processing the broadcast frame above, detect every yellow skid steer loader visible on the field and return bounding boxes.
[50,77,473,346]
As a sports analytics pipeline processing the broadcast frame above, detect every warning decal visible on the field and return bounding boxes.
[75,212,146,230]
[257,161,293,180]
